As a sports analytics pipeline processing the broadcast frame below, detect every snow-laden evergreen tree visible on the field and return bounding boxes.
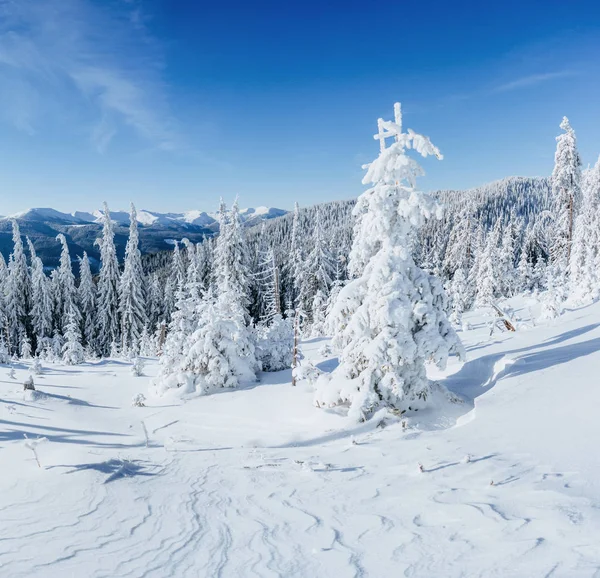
[302,206,333,323]
[589,158,600,293]
[56,234,80,331]
[78,252,97,349]
[448,266,469,326]
[550,117,582,283]
[517,228,535,292]
[119,203,147,354]
[162,241,185,325]
[196,235,213,291]
[62,306,85,365]
[255,247,282,325]
[0,253,7,350]
[171,240,186,291]
[182,239,202,304]
[254,246,293,371]
[325,278,345,334]
[95,203,121,356]
[286,201,305,308]
[316,103,463,420]
[158,277,197,377]
[21,335,32,359]
[214,199,252,313]
[147,273,163,330]
[310,290,327,338]
[570,157,600,301]
[256,314,293,372]
[443,205,473,278]
[28,238,53,352]
[6,221,30,354]
[475,220,501,307]
[466,222,485,308]
[498,221,517,298]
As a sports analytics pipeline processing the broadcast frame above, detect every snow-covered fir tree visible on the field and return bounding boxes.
[56,234,80,331]
[95,203,121,356]
[119,203,147,354]
[78,252,97,349]
[28,239,53,353]
[475,220,501,308]
[62,306,85,365]
[310,290,327,338]
[315,103,463,420]
[5,221,30,354]
[570,157,600,301]
[550,117,581,285]
[286,201,305,309]
[301,206,333,325]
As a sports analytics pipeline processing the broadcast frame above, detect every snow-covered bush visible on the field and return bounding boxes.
[317,103,464,420]
[132,393,146,407]
[257,315,293,372]
[293,359,323,387]
[318,343,333,357]
[131,357,145,377]
[23,375,35,391]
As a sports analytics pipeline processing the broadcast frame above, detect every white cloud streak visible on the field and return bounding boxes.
[0,0,178,152]
[493,71,577,93]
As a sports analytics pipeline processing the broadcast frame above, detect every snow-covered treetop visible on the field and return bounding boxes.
[363,102,443,190]
[552,116,581,197]
[349,103,443,277]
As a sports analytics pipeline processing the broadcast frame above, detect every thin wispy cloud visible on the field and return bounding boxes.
[0,0,178,152]
[493,71,577,93]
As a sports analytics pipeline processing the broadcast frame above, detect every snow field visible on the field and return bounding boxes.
[1,298,600,576]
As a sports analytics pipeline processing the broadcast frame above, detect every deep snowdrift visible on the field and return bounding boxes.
[1,297,600,577]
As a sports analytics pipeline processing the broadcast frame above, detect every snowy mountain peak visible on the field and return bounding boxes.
[3,205,288,229]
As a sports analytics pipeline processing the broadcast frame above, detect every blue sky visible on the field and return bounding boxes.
[0,0,599,214]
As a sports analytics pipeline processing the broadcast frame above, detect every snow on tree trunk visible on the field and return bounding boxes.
[316,103,464,420]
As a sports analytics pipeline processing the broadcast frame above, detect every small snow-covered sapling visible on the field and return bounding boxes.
[23,375,35,391]
[8,367,16,379]
[132,393,146,407]
[131,357,145,377]
[23,434,47,468]
[462,454,471,464]
[31,358,43,375]
[418,463,424,473]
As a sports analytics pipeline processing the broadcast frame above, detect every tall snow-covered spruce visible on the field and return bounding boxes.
[95,203,121,356]
[550,117,581,285]
[119,203,147,355]
[315,103,464,420]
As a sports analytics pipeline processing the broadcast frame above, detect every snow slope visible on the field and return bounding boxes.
[1,298,600,576]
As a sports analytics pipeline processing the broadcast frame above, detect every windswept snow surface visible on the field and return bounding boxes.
[2,297,600,577]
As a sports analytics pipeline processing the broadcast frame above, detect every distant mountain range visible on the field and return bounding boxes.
[0,206,287,270]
